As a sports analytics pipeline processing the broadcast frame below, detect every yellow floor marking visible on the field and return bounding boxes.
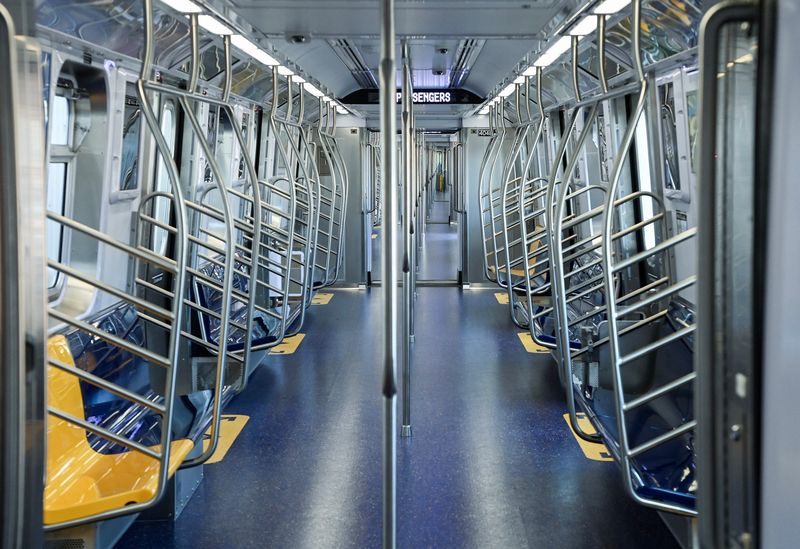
[311,292,334,305]
[269,333,305,355]
[202,414,249,464]
[494,292,509,305]
[563,413,613,462]
[517,332,549,354]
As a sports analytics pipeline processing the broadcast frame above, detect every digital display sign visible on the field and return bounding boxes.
[342,88,483,105]
[395,91,453,104]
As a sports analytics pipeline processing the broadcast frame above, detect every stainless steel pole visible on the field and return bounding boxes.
[401,42,413,437]
[379,0,398,545]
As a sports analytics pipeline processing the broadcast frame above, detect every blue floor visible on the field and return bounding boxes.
[118,287,681,548]
[418,193,459,281]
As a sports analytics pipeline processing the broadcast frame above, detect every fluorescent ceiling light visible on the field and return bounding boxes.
[478,106,490,115]
[230,35,278,66]
[277,66,294,76]
[491,97,501,104]
[569,15,598,36]
[294,75,306,83]
[160,0,203,13]
[522,65,538,76]
[336,104,349,114]
[322,96,333,103]
[498,83,516,97]
[594,0,631,15]
[305,84,324,98]
[198,15,233,35]
[534,36,571,67]
[514,75,525,84]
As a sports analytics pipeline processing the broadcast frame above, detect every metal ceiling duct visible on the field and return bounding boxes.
[328,38,378,88]
[449,38,485,88]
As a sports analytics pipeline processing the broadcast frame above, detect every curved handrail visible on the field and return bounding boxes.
[478,104,503,281]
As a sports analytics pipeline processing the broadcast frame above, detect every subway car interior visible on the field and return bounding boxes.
[1,0,798,547]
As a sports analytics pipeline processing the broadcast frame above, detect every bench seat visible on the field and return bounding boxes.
[45,335,194,525]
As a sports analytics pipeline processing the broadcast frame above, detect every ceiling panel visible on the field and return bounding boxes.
[223,0,575,100]
[229,0,566,38]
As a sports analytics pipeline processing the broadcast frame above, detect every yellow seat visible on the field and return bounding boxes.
[44,335,194,525]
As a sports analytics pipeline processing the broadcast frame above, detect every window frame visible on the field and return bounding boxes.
[46,82,78,302]
[109,73,145,204]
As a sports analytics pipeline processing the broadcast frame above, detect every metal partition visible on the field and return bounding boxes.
[317,101,349,285]
[478,103,506,282]
[269,68,318,333]
[501,74,548,328]
[138,11,238,470]
[598,0,698,516]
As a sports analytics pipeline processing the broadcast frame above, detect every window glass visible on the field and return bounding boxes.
[120,82,142,190]
[659,82,682,190]
[42,52,51,138]
[634,113,657,250]
[50,95,70,146]
[153,104,177,255]
[685,90,699,174]
[46,162,67,288]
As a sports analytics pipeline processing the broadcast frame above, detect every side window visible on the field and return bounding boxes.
[685,90,699,175]
[153,102,177,255]
[50,94,70,146]
[634,112,657,250]
[120,82,142,191]
[659,82,682,191]
[46,94,72,290]
[46,162,68,288]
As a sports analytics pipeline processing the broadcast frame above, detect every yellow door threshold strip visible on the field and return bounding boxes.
[517,332,549,354]
[202,414,249,464]
[311,292,334,305]
[563,412,613,462]
[494,292,509,305]
[269,333,305,355]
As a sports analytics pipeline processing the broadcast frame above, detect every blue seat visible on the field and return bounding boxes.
[64,302,164,453]
[577,299,696,511]
[193,255,281,352]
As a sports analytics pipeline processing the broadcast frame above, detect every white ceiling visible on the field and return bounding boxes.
[224,0,577,97]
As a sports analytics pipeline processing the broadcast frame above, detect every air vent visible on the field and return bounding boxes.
[449,39,485,88]
[328,39,378,89]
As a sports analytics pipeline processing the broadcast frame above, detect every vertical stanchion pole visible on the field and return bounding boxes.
[379,0,398,546]
[401,42,413,437]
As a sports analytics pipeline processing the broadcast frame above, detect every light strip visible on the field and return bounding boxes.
[534,35,571,67]
[522,65,538,76]
[198,15,234,35]
[478,106,490,115]
[594,0,631,15]
[230,35,279,66]
[305,84,324,98]
[498,83,516,97]
[336,103,349,114]
[569,15,598,36]
[160,0,203,13]
[513,75,525,84]
[277,65,295,76]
